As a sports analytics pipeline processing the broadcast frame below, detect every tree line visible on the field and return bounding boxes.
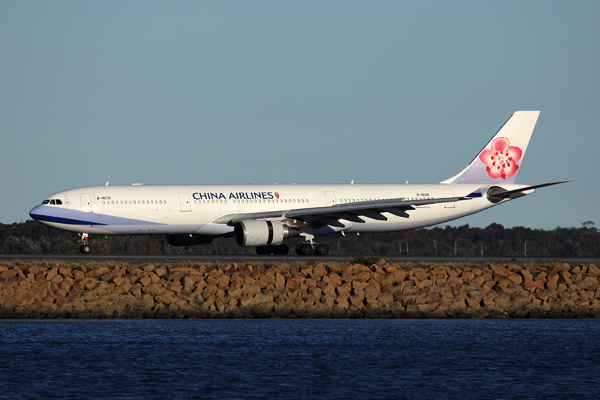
[0,220,597,257]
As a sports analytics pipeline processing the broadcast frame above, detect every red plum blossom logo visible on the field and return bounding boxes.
[275,192,280,199]
[479,137,522,179]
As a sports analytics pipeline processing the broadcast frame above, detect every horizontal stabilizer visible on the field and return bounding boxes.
[488,180,572,200]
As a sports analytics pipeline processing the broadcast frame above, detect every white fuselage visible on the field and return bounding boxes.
[29,183,522,237]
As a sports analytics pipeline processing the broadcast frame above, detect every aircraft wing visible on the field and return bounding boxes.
[212,196,472,228]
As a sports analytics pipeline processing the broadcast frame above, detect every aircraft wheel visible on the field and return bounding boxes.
[300,243,314,256]
[274,244,289,255]
[256,246,273,255]
[314,244,329,256]
[79,244,91,254]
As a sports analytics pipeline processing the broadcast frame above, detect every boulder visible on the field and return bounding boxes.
[312,264,328,278]
[391,269,409,282]
[138,276,152,287]
[507,274,523,285]
[328,273,342,286]
[336,284,352,298]
[322,284,337,297]
[354,271,371,281]
[579,276,599,291]
[217,274,230,290]
[461,271,475,282]
[588,264,600,277]
[321,295,335,309]
[470,276,484,288]
[377,292,393,306]
[352,281,369,293]
[274,273,285,290]
[241,284,260,296]
[546,274,559,290]
[364,285,380,300]
[411,268,428,281]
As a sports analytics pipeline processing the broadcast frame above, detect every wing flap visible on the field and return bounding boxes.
[348,209,387,221]
[380,207,411,218]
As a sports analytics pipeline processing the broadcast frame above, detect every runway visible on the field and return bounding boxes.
[0,253,598,264]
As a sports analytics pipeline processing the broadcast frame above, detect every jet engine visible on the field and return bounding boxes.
[234,219,291,247]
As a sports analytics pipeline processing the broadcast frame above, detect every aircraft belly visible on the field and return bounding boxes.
[194,224,234,236]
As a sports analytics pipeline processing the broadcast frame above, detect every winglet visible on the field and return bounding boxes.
[442,111,540,184]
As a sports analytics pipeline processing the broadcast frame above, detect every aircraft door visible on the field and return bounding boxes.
[80,193,92,213]
[178,192,191,212]
[442,189,455,208]
[325,191,337,206]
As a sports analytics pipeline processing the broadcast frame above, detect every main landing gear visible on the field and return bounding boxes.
[255,244,289,255]
[78,233,91,254]
[295,242,330,256]
[255,242,330,256]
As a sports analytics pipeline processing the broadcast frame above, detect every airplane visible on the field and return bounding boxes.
[29,111,569,255]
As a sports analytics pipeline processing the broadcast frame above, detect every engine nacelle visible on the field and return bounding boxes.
[234,219,289,247]
[166,234,213,246]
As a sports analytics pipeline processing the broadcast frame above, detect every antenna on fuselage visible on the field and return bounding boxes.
[105,181,109,186]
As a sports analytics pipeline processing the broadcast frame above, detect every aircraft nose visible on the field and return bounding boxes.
[29,205,43,221]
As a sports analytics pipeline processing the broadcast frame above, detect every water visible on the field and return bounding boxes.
[1,320,599,399]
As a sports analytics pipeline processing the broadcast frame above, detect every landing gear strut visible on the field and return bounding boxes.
[78,233,91,254]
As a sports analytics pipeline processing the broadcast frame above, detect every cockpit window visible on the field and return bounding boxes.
[42,199,63,205]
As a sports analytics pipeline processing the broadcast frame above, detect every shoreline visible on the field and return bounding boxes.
[2,260,599,319]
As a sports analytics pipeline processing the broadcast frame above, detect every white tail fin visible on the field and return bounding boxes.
[441,111,540,184]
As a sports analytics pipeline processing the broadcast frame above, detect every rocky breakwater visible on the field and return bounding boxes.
[1,261,600,319]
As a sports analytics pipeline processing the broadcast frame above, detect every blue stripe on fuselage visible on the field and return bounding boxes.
[29,206,162,226]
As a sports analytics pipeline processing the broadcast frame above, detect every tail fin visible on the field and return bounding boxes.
[441,111,540,184]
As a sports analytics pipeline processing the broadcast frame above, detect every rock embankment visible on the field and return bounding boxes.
[1,261,600,319]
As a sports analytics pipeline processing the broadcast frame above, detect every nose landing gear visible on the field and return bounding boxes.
[78,233,91,254]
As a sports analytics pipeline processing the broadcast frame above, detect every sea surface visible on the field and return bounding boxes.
[0,320,599,399]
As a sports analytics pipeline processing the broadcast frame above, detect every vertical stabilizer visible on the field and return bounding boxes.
[441,111,540,184]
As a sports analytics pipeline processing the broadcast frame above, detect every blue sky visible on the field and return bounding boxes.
[1,1,597,229]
